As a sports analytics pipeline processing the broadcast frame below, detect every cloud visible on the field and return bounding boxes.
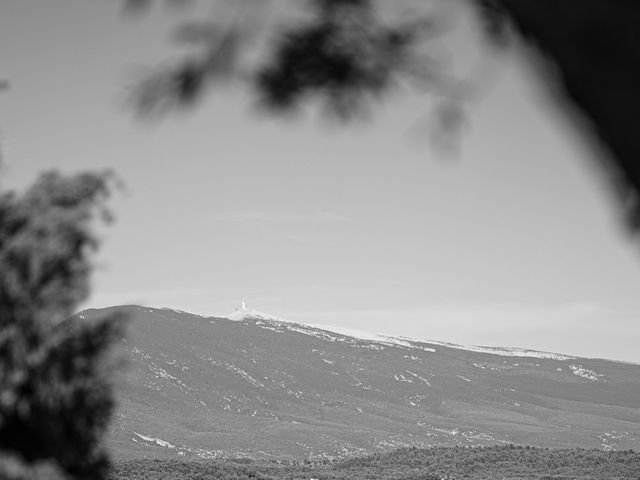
[211,210,349,223]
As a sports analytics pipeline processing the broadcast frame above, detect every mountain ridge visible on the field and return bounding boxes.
[81,305,640,460]
[199,304,626,363]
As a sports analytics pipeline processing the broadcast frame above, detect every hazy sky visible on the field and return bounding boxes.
[2,0,640,362]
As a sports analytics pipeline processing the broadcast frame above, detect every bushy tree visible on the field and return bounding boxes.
[0,170,126,480]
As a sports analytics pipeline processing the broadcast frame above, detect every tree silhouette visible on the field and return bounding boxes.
[0,170,126,480]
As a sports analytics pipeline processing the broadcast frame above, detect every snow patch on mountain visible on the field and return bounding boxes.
[290,323,438,352]
[223,305,289,322]
[221,304,576,361]
[281,321,571,361]
[133,432,176,449]
[569,364,604,381]
[420,340,575,360]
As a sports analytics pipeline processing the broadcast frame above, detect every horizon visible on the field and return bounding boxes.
[82,301,639,364]
[3,0,640,364]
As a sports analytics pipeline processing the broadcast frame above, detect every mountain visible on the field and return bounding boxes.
[81,305,640,461]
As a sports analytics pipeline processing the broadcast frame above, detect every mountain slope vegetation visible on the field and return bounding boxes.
[110,446,640,480]
[84,306,640,460]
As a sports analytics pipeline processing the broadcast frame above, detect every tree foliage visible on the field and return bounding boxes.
[0,170,126,480]
[478,0,640,230]
[108,446,640,480]
[129,0,640,233]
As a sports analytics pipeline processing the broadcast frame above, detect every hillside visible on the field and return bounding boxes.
[80,306,640,460]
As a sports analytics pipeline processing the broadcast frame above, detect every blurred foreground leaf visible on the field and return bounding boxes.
[0,171,126,480]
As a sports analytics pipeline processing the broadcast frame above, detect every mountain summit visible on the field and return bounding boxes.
[87,305,640,461]
[222,301,289,322]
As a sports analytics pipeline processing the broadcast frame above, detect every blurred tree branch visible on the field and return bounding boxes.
[478,0,640,230]
[128,0,640,232]
[0,170,126,480]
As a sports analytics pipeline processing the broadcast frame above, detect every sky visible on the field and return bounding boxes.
[1,0,640,362]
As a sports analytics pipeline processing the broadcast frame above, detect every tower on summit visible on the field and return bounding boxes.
[241,300,246,310]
